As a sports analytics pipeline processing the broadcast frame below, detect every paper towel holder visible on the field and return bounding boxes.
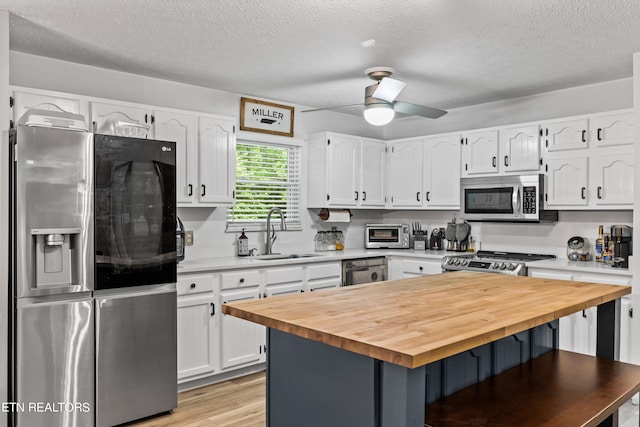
[318,208,352,222]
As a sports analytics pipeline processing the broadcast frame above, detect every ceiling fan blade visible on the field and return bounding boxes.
[301,103,363,113]
[371,77,407,103]
[393,101,447,119]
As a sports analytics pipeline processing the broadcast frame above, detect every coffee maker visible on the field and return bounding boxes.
[611,225,632,268]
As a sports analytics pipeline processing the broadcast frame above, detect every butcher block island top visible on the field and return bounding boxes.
[222,271,630,369]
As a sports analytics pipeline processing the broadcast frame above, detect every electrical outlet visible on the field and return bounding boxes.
[185,230,194,246]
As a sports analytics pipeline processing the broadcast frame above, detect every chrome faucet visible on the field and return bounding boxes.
[266,207,287,255]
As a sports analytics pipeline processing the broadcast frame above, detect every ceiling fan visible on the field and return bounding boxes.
[302,67,447,126]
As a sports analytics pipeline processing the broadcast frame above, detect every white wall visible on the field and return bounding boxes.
[383,78,633,140]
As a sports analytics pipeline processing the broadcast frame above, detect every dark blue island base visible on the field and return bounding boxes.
[266,300,626,427]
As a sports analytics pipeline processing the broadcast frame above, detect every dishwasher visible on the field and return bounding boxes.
[341,257,388,286]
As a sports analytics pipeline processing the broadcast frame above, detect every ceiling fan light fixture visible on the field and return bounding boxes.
[364,103,395,126]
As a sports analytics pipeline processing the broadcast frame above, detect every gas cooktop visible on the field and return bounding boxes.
[441,251,556,276]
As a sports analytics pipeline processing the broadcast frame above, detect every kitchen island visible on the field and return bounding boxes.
[222,271,637,427]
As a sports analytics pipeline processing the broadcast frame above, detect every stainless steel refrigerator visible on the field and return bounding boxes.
[7,110,177,427]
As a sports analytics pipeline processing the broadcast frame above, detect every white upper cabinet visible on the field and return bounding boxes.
[11,89,86,123]
[591,151,634,206]
[360,139,387,207]
[542,117,588,152]
[154,110,198,205]
[325,134,360,206]
[307,132,386,208]
[591,111,635,147]
[498,124,541,172]
[543,110,634,210]
[461,129,499,176]
[198,116,236,205]
[423,134,461,208]
[388,138,423,207]
[90,100,151,137]
[545,157,589,207]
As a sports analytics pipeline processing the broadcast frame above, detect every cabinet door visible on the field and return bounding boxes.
[461,130,498,176]
[264,267,304,297]
[572,307,597,356]
[388,139,423,207]
[591,111,634,147]
[220,289,262,370]
[154,110,198,205]
[306,263,341,291]
[591,152,633,206]
[198,116,236,204]
[423,134,460,208]
[499,124,541,172]
[177,295,217,380]
[90,101,150,137]
[12,90,84,122]
[326,135,360,206]
[543,117,588,152]
[545,157,589,207]
[360,139,386,207]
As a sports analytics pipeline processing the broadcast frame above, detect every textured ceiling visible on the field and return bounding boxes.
[3,0,640,114]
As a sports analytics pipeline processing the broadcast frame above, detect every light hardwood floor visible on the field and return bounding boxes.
[126,373,266,427]
[127,371,638,427]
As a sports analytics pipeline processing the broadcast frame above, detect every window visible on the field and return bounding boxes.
[227,140,302,231]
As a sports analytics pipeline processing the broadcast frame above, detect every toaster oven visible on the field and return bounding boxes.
[364,224,410,249]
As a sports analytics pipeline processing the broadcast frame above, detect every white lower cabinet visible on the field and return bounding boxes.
[177,261,344,384]
[177,294,218,381]
[177,274,218,383]
[219,287,263,370]
[528,268,632,357]
[388,257,443,280]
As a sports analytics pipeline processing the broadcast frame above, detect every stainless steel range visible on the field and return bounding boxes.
[442,250,556,276]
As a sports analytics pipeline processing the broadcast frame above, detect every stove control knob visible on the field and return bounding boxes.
[507,263,517,271]
[490,262,497,269]
[454,259,461,265]
[461,259,469,266]
[499,263,507,270]
[447,258,455,265]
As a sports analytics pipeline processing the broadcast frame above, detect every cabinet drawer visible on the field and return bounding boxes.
[264,267,304,286]
[177,275,214,296]
[307,262,341,280]
[402,259,442,275]
[221,270,261,290]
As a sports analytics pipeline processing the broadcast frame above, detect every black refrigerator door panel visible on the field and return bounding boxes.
[94,135,176,289]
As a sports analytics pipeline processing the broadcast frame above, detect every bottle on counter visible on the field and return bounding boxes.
[603,233,613,264]
[335,230,345,251]
[314,231,328,252]
[595,225,604,262]
[238,228,249,256]
[327,227,337,251]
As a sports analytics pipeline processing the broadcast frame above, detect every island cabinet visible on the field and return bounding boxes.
[307,132,386,208]
[543,109,634,209]
[223,272,635,427]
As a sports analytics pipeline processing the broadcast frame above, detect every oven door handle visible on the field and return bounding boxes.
[513,186,521,216]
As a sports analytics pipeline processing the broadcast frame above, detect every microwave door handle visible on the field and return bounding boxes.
[513,187,521,216]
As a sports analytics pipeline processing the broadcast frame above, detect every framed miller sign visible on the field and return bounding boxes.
[240,97,295,137]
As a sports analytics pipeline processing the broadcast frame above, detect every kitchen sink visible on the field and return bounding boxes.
[253,253,324,261]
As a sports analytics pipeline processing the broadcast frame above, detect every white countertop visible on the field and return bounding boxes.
[177,248,458,273]
[527,257,631,276]
[177,247,631,276]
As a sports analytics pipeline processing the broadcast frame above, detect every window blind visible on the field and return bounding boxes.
[227,140,302,231]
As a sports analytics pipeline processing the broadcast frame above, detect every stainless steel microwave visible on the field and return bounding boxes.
[364,224,411,249]
[460,174,558,222]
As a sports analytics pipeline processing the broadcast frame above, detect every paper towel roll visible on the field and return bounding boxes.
[318,209,351,223]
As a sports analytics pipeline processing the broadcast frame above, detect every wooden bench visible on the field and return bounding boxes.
[426,350,640,427]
